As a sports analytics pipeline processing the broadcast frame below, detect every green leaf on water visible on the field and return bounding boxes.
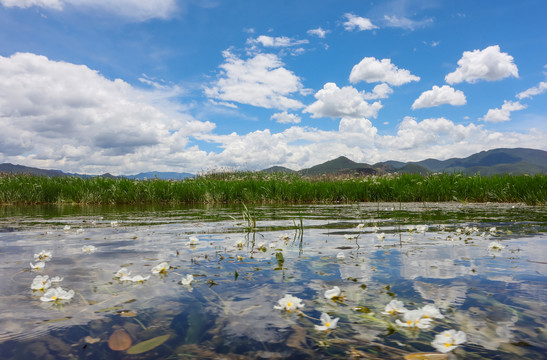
[126,334,170,355]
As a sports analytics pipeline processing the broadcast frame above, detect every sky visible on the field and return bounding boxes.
[0,0,546,175]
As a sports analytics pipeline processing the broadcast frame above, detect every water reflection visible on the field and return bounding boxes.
[0,203,545,359]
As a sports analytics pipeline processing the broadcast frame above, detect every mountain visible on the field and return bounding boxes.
[261,166,296,174]
[125,172,194,180]
[298,156,375,176]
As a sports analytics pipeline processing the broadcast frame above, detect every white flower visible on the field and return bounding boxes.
[421,304,444,319]
[408,226,415,233]
[186,236,199,246]
[356,223,365,229]
[39,287,75,302]
[76,228,84,234]
[488,241,506,251]
[372,226,380,232]
[151,262,169,274]
[324,286,341,299]
[63,225,71,231]
[274,294,305,312]
[114,268,131,278]
[120,275,150,283]
[376,233,385,240]
[431,329,466,353]
[34,250,52,262]
[336,252,345,260]
[110,221,119,227]
[30,262,45,271]
[314,312,339,331]
[181,274,194,286]
[489,226,497,234]
[31,275,51,291]
[395,309,433,329]
[416,225,429,233]
[382,299,407,315]
[81,245,97,254]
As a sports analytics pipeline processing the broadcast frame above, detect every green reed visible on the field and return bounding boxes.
[0,172,545,205]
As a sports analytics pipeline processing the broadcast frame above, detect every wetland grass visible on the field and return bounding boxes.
[0,172,545,205]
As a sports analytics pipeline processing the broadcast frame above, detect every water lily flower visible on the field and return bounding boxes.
[314,312,339,331]
[34,250,52,262]
[489,227,497,234]
[336,252,345,260]
[416,225,429,233]
[39,287,75,302]
[151,262,169,275]
[181,274,194,286]
[30,262,45,271]
[488,241,506,251]
[31,275,51,291]
[120,274,150,283]
[81,245,97,254]
[395,309,433,329]
[76,228,84,234]
[110,221,119,227]
[114,268,131,278]
[421,304,444,319]
[431,329,466,353]
[324,286,341,300]
[376,233,385,240]
[63,225,71,231]
[356,223,365,229]
[186,236,199,246]
[274,294,305,312]
[382,299,407,315]
[372,226,380,232]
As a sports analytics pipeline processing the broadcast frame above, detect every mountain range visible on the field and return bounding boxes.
[0,148,545,179]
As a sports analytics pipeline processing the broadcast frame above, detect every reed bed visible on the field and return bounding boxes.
[0,172,545,205]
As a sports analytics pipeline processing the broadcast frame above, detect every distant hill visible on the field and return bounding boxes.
[299,156,375,176]
[125,172,194,180]
[261,166,296,174]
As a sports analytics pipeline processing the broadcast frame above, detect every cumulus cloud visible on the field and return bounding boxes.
[349,57,420,86]
[204,50,305,110]
[411,85,466,110]
[481,100,526,123]
[247,35,309,48]
[0,0,179,20]
[271,111,301,124]
[307,27,329,38]
[363,83,393,100]
[0,52,214,174]
[343,13,378,31]
[383,15,433,30]
[516,81,547,99]
[445,45,519,84]
[304,82,383,119]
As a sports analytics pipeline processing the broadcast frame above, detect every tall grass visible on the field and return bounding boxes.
[0,172,545,205]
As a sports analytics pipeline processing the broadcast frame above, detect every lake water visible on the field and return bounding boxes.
[0,203,545,359]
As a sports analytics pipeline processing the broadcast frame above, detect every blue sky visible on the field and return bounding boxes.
[0,0,546,175]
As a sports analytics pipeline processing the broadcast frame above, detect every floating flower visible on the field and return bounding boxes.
[336,252,345,260]
[421,304,444,319]
[489,227,497,234]
[382,299,407,315]
[324,286,341,300]
[180,274,194,286]
[151,262,169,275]
[395,309,433,329]
[314,312,339,331]
[31,275,51,291]
[356,223,365,229]
[416,225,429,233]
[39,287,75,302]
[488,241,506,251]
[114,268,131,278]
[30,262,45,271]
[76,228,84,234]
[81,245,97,254]
[110,221,119,227]
[120,275,150,283]
[186,236,199,246]
[431,329,466,353]
[34,250,52,262]
[274,294,305,312]
[63,225,71,231]
[372,226,380,233]
[376,233,385,240]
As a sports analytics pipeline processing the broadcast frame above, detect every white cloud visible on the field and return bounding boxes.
[307,27,329,38]
[363,83,393,100]
[343,13,378,31]
[349,57,420,86]
[516,81,547,99]
[445,45,519,84]
[204,50,305,110]
[411,85,466,110]
[247,35,309,48]
[271,111,301,124]
[304,82,383,119]
[0,52,214,174]
[0,0,179,20]
[481,100,526,123]
[383,15,433,30]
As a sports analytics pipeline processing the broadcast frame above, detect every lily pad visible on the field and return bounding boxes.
[126,334,170,354]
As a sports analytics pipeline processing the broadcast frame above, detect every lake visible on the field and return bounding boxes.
[0,202,545,359]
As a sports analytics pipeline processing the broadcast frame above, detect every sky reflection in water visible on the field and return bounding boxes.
[0,203,545,359]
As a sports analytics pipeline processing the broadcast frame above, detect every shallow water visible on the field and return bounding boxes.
[0,202,545,359]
